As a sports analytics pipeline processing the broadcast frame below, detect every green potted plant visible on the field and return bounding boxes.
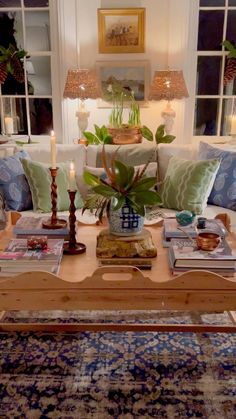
[83,147,162,235]
[141,124,176,144]
[83,124,113,145]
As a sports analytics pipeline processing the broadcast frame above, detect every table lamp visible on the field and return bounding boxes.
[63,69,101,141]
[148,70,189,134]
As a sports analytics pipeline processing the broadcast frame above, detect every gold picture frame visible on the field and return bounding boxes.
[97,8,145,54]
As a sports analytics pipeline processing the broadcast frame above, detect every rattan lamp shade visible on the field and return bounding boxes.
[63,69,101,100]
[148,70,189,101]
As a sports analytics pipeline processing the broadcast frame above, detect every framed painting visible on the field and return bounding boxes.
[97,8,145,54]
[96,60,150,108]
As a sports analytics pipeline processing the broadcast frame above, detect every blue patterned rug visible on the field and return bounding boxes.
[0,311,235,418]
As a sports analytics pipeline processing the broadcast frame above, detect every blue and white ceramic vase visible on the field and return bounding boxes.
[108,202,144,236]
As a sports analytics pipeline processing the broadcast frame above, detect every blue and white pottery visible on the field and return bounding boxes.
[108,203,144,236]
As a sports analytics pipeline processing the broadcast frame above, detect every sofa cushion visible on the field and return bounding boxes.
[0,150,33,211]
[159,156,221,214]
[157,143,199,181]
[21,159,83,213]
[86,144,158,167]
[198,142,236,211]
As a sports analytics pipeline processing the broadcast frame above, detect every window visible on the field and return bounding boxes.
[0,0,53,139]
[194,0,236,136]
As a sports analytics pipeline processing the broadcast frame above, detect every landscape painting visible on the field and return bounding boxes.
[96,61,150,107]
[98,8,145,53]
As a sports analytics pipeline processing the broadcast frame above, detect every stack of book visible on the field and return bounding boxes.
[0,238,64,277]
[163,217,227,246]
[13,216,69,239]
[168,237,236,276]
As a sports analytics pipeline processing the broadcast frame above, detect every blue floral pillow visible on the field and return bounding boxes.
[0,150,33,211]
[198,142,236,210]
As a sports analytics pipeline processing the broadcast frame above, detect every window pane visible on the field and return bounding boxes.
[229,0,236,5]
[220,98,234,135]
[197,56,221,95]
[24,0,49,6]
[200,0,225,5]
[29,98,52,135]
[0,12,23,50]
[194,99,219,135]
[198,11,224,50]
[0,1,20,6]
[25,11,50,51]
[27,56,51,95]
[2,97,27,134]
[226,11,236,44]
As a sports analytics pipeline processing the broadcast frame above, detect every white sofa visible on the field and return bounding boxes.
[2,141,235,232]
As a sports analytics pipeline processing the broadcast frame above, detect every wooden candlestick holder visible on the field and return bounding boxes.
[63,190,86,255]
[42,167,68,229]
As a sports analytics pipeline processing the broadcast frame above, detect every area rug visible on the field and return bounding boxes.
[0,311,235,418]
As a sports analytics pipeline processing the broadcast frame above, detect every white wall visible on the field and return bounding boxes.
[58,0,193,144]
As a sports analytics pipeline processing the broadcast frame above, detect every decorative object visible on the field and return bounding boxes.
[160,156,221,214]
[63,69,101,140]
[63,190,86,255]
[97,8,145,54]
[21,159,83,213]
[198,141,236,211]
[96,60,150,106]
[222,40,236,86]
[148,70,189,134]
[176,210,195,226]
[83,146,161,235]
[0,310,235,418]
[96,228,157,257]
[42,167,68,230]
[196,232,221,251]
[108,202,145,236]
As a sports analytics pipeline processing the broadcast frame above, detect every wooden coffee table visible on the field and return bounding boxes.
[0,221,236,333]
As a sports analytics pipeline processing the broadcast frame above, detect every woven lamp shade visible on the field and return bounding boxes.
[148,70,189,101]
[63,69,101,100]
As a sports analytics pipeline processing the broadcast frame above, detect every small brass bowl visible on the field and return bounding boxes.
[196,232,221,251]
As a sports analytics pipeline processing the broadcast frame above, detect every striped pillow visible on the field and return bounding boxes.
[160,156,220,214]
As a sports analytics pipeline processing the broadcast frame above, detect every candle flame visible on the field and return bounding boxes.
[70,161,75,170]
[51,130,55,136]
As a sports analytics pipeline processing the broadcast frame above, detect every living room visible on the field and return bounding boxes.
[0,0,236,418]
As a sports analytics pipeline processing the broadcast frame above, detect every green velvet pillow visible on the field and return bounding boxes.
[160,156,221,214]
[21,159,83,213]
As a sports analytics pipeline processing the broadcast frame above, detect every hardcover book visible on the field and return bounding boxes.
[169,238,236,269]
[13,216,69,237]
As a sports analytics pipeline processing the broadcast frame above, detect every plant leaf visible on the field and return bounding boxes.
[114,160,130,188]
[126,197,145,216]
[83,131,98,144]
[155,124,165,139]
[110,194,125,211]
[131,176,157,192]
[132,190,162,206]
[83,171,101,187]
[156,134,175,144]
[93,184,115,197]
[141,125,153,141]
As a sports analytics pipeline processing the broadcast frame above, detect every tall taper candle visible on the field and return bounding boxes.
[69,161,76,191]
[50,130,57,169]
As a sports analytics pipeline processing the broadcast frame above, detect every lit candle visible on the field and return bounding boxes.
[230,116,236,135]
[50,130,57,169]
[69,161,76,191]
[4,117,14,135]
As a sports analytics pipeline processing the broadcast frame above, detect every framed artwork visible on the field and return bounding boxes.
[97,8,145,54]
[96,60,150,108]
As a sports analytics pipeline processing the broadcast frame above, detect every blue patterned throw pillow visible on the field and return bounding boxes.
[0,150,33,211]
[198,142,236,211]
